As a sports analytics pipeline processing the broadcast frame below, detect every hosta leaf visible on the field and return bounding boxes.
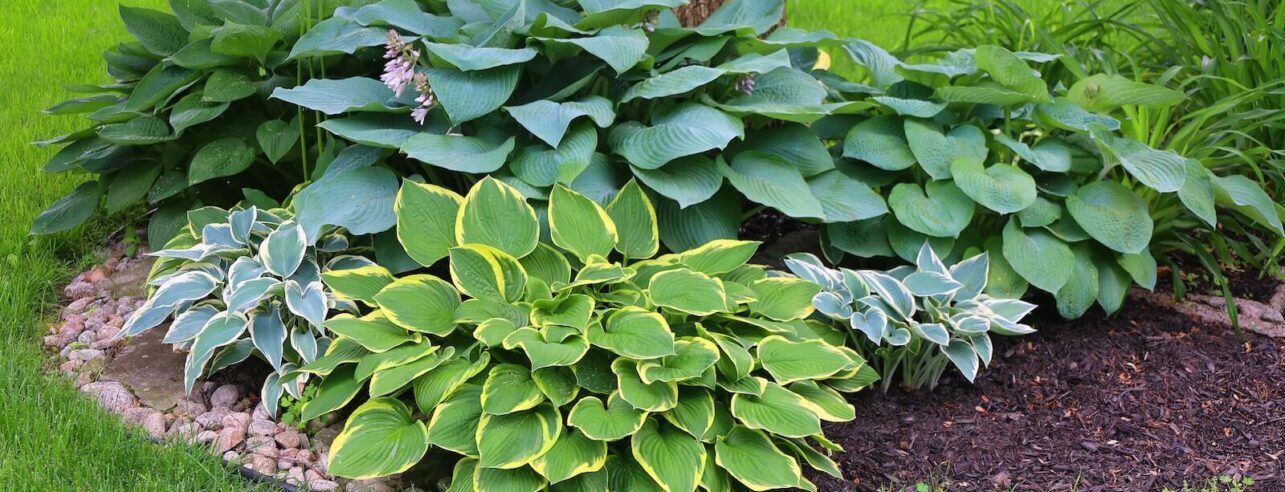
[507,96,615,148]
[210,23,282,62]
[414,354,491,412]
[613,358,679,412]
[607,179,660,259]
[288,16,386,59]
[730,382,821,439]
[728,124,833,178]
[1055,245,1099,319]
[568,392,647,442]
[538,27,649,74]
[1097,255,1131,315]
[511,123,598,187]
[396,181,462,267]
[723,151,825,220]
[1213,175,1284,236]
[374,275,461,336]
[301,364,363,420]
[1035,98,1121,132]
[521,243,573,286]
[806,170,887,222]
[649,269,729,316]
[321,264,395,304]
[30,182,101,235]
[871,96,946,118]
[427,66,521,124]
[105,161,161,212]
[355,341,438,382]
[942,340,980,382]
[349,0,463,37]
[714,427,803,491]
[1066,181,1152,254]
[632,156,723,208]
[935,83,1037,106]
[1002,218,1074,293]
[271,77,407,115]
[369,349,452,396]
[320,113,430,149]
[170,93,230,134]
[257,120,299,164]
[631,419,705,492]
[655,190,741,252]
[449,244,527,303]
[748,279,820,322]
[325,312,417,353]
[259,221,305,277]
[532,367,580,407]
[294,167,399,241]
[327,397,429,479]
[531,430,608,484]
[623,66,724,103]
[610,103,744,170]
[422,42,537,71]
[950,157,1038,214]
[188,138,256,185]
[694,0,785,35]
[503,328,590,370]
[1095,132,1186,193]
[1118,250,1158,291]
[1178,159,1217,228]
[98,116,174,145]
[457,177,539,258]
[975,45,1048,101]
[787,381,854,422]
[680,240,758,276]
[248,307,287,371]
[994,134,1073,173]
[402,133,516,173]
[482,364,547,415]
[531,294,594,330]
[476,403,562,469]
[663,387,716,439]
[589,307,676,359]
[903,120,987,180]
[550,185,618,262]
[756,336,851,384]
[577,0,686,30]
[475,466,547,492]
[427,384,483,456]
[127,65,199,113]
[1069,74,1183,112]
[120,6,188,56]
[843,115,915,171]
[203,68,258,103]
[637,338,720,384]
[888,181,975,238]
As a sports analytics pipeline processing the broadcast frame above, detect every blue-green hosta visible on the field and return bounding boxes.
[303,177,878,490]
[115,205,355,416]
[786,244,1035,392]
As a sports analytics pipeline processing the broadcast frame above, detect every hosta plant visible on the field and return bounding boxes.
[114,204,355,416]
[786,244,1036,392]
[300,177,878,490]
[31,0,392,248]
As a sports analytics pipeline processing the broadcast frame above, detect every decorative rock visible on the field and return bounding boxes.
[121,407,167,439]
[245,436,277,457]
[195,408,229,430]
[215,427,245,454]
[347,479,396,492]
[275,429,305,449]
[195,430,217,444]
[309,479,340,491]
[222,451,239,462]
[249,419,276,437]
[252,403,271,421]
[209,384,241,409]
[168,419,199,441]
[222,412,251,433]
[287,467,306,484]
[248,454,277,476]
[173,399,207,419]
[80,381,138,413]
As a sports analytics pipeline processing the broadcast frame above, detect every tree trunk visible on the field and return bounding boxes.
[674,0,787,28]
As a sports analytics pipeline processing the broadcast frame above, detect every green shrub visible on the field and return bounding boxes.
[301,177,878,489]
[786,244,1035,391]
[117,204,354,416]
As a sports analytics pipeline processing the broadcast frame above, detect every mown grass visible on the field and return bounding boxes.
[0,0,270,489]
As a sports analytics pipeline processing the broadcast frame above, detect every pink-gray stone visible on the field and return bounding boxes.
[215,427,245,454]
[80,381,138,413]
[100,328,187,411]
[275,429,305,449]
[209,384,241,409]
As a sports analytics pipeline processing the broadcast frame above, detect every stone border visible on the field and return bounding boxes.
[42,244,398,492]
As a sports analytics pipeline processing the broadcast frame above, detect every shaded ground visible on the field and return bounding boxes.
[819,297,1285,491]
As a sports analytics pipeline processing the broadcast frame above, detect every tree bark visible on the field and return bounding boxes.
[674,0,787,28]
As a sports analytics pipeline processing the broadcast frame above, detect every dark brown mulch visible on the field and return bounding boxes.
[817,300,1285,491]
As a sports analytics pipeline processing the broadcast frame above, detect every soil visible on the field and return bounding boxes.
[817,298,1285,491]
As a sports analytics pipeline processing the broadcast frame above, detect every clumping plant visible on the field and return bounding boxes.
[291,177,878,490]
[115,205,354,416]
[785,244,1036,392]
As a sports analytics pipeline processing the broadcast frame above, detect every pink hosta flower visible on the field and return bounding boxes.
[381,30,419,97]
[735,74,757,95]
[411,73,436,125]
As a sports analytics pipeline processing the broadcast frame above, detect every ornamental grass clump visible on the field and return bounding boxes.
[786,244,1036,392]
[299,177,878,490]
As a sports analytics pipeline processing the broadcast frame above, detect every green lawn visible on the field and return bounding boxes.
[0,0,269,489]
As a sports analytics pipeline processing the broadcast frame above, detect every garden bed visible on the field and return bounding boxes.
[818,290,1285,491]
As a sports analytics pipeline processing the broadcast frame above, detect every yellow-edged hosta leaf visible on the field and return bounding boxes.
[324,311,418,353]
[482,363,547,415]
[631,418,706,492]
[730,382,822,438]
[714,427,804,491]
[567,392,648,442]
[588,307,676,359]
[476,403,562,469]
[530,430,608,484]
[395,181,462,267]
[637,338,720,384]
[456,177,539,258]
[747,278,820,321]
[373,274,461,336]
[550,185,618,262]
[449,243,527,303]
[607,179,659,260]
[327,397,429,479]
[427,384,483,456]
[649,269,730,316]
[321,264,395,304]
[613,358,678,412]
[756,336,852,384]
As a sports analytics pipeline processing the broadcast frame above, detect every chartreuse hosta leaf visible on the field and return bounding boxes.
[531,430,608,484]
[637,338,720,384]
[327,397,429,479]
[588,307,676,359]
[395,181,462,268]
[715,427,805,491]
[730,382,822,438]
[325,312,419,353]
[476,402,562,469]
[614,358,679,412]
[549,185,618,262]
[748,278,821,321]
[648,269,730,316]
[607,180,660,260]
[482,364,546,415]
[504,327,591,370]
[373,274,460,336]
[321,264,394,305]
[757,336,854,385]
[631,418,706,492]
[568,392,648,442]
[456,177,539,258]
[1068,74,1184,113]
[449,244,527,303]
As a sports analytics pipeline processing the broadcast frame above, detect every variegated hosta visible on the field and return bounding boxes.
[117,206,354,416]
[307,177,878,490]
[785,243,1036,392]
